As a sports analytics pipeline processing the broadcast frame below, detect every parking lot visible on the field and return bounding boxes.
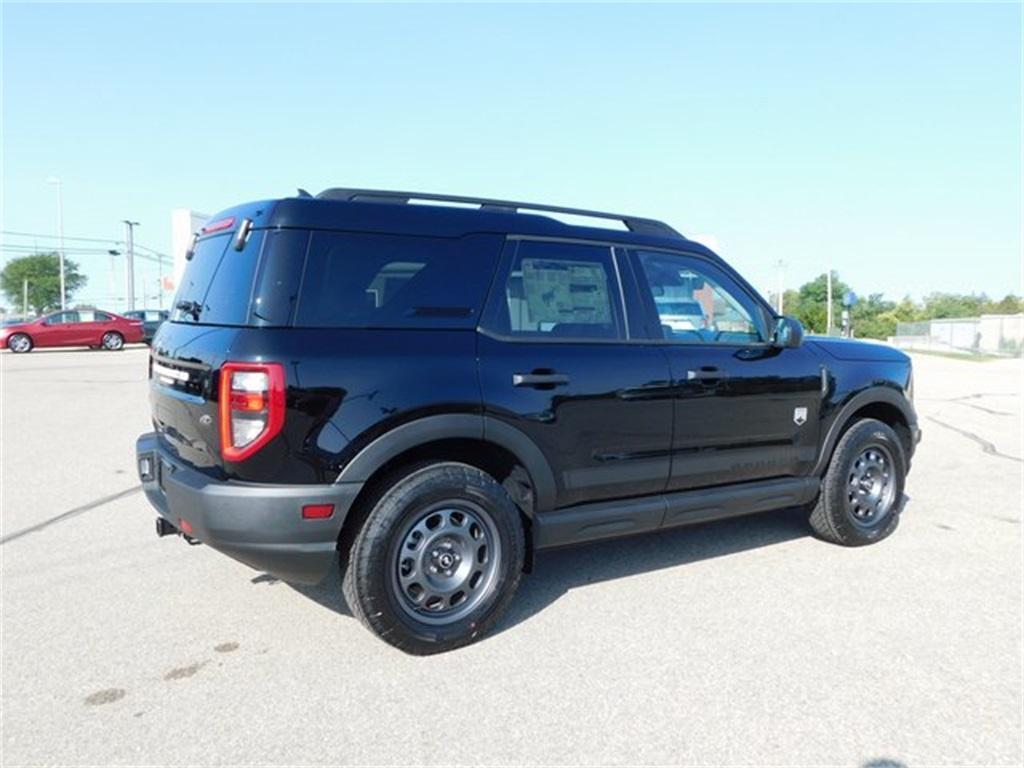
[1,346,1021,766]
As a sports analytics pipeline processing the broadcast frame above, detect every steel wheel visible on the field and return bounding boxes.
[390,500,501,626]
[8,334,32,353]
[846,444,896,527]
[101,332,124,350]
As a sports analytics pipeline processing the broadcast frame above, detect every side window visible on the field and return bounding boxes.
[48,311,79,324]
[295,232,501,329]
[484,240,625,340]
[634,250,764,345]
[94,312,113,322]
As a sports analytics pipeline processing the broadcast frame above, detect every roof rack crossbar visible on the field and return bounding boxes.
[315,187,682,238]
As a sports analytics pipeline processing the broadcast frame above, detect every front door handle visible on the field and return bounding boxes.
[686,367,728,381]
[512,372,570,387]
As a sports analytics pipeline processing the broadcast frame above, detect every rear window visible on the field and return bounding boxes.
[171,231,265,325]
[294,232,501,329]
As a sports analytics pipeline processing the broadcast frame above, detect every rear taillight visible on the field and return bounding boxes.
[218,362,285,462]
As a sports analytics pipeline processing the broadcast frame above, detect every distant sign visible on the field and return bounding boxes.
[843,291,858,308]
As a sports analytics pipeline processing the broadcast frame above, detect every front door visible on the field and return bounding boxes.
[478,239,674,510]
[38,311,83,347]
[629,248,823,491]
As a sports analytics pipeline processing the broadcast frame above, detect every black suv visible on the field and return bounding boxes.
[136,188,920,654]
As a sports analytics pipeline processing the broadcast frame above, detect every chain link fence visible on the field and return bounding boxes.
[890,314,1023,356]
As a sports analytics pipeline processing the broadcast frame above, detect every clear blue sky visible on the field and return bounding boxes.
[3,2,1021,310]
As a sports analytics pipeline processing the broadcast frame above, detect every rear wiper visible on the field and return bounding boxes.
[176,300,202,320]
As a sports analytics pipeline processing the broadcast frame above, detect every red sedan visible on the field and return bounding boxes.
[1,309,145,353]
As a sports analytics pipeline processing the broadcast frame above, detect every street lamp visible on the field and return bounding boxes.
[45,177,65,310]
[123,220,140,311]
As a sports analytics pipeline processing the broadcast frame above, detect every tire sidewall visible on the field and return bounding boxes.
[8,333,32,353]
[825,420,906,545]
[352,464,525,652]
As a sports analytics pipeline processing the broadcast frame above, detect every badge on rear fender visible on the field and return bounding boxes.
[793,407,808,426]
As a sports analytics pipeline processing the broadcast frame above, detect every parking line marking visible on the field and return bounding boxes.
[0,486,142,545]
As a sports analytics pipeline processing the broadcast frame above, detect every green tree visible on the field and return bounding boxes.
[920,292,988,319]
[0,253,87,314]
[851,293,897,339]
[791,272,850,334]
[984,294,1024,315]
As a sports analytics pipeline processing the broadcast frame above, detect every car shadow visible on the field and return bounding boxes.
[277,505,812,632]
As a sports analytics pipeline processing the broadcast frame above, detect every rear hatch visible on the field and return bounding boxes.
[149,203,293,475]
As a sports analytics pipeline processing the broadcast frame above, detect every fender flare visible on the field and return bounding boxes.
[812,386,917,476]
[334,413,558,513]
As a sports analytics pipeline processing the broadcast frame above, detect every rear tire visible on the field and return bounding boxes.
[8,333,32,353]
[101,331,124,351]
[809,418,906,546]
[342,462,525,655]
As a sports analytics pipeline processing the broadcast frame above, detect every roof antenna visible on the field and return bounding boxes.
[296,188,312,198]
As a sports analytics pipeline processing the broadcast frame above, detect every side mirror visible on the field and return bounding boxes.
[772,315,804,348]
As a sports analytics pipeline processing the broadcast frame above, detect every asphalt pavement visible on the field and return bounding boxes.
[1,346,1021,766]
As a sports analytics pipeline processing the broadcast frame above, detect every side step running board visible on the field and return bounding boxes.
[532,476,820,551]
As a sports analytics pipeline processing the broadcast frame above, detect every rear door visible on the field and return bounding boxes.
[629,248,823,490]
[77,310,114,344]
[478,239,673,510]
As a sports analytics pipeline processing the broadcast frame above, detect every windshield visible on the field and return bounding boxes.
[171,231,264,325]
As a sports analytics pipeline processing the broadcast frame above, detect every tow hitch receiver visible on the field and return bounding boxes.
[155,517,201,545]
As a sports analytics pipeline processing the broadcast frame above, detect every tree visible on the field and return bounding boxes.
[0,253,87,314]
[790,272,850,334]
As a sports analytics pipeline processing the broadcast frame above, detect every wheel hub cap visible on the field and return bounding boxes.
[391,503,501,625]
[846,445,896,527]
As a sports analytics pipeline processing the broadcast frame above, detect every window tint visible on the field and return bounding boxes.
[200,231,264,325]
[47,311,79,324]
[295,233,500,329]
[75,310,112,322]
[485,240,625,340]
[250,229,309,326]
[171,232,264,325]
[635,251,764,345]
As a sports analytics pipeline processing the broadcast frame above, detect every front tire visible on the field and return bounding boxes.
[101,331,124,351]
[7,333,33,353]
[342,462,525,655]
[809,418,906,546]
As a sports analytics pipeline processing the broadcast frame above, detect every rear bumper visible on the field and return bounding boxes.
[135,432,362,584]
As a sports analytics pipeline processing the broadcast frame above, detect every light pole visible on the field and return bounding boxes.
[774,258,785,314]
[123,220,139,311]
[826,270,833,334]
[45,177,66,310]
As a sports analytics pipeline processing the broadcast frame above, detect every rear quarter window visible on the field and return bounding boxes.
[294,232,502,329]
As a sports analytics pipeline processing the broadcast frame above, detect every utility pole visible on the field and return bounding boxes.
[46,177,66,310]
[157,254,166,309]
[123,220,139,311]
[107,249,121,302]
[826,270,833,334]
[774,258,785,314]
[23,278,28,316]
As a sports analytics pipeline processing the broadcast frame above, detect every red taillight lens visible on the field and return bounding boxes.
[219,362,285,462]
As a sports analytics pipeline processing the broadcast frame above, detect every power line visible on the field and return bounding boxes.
[0,230,172,261]
[0,245,166,264]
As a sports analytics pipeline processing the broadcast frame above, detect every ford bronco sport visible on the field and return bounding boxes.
[136,188,920,654]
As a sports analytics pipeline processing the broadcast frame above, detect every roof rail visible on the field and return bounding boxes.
[315,187,683,239]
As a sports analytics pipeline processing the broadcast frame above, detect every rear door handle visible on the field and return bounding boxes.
[512,373,570,387]
[686,367,728,381]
